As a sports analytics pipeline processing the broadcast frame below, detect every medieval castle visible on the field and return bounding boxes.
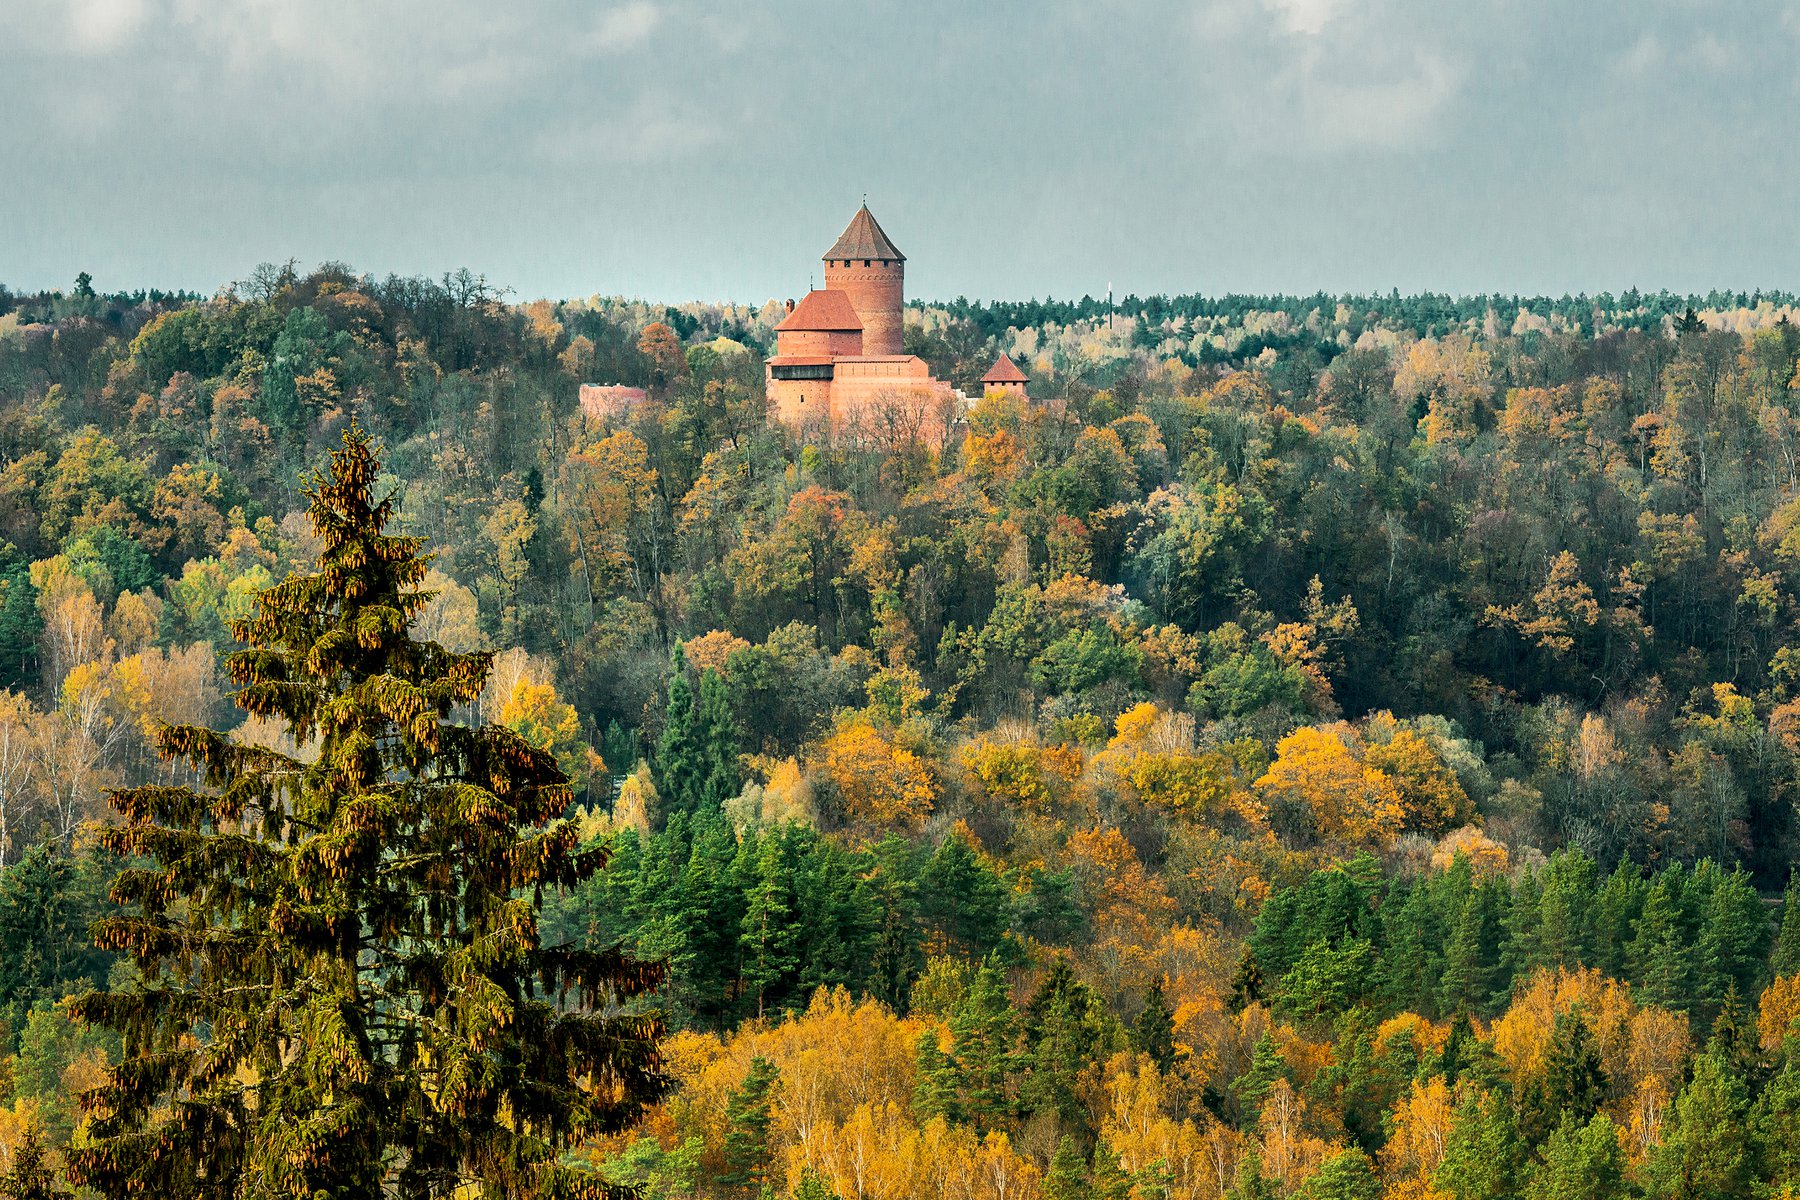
[580,204,1028,440]
[764,205,1027,442]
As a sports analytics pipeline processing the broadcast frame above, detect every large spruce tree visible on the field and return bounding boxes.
[67,427,665,1199]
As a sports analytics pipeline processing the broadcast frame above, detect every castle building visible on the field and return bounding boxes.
[981,354,1029,400]
[766,205,959,442]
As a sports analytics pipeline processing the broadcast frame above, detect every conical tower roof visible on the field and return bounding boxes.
[824,204,905,262]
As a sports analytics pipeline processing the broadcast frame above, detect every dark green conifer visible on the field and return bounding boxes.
[1590,859,1645,980]
[1089,1140,1131,1200]
[1043,1135,1090,1200]
[1694,863,1770,1010]
[1438,885,1500,1017]
[1022,958,1117,1138]
[0,567,40,691]
[653,643,701,818]
[1294,1147,1380,1200]
[913,1027,961,1123]
[740,835,799,1018]
[1525,1112,1626,1200]
[1708,981,1760,1078]
[1228,946,1263,1010]
[1536,849,1596,969]
[0,1127,69,1200]
[1753,1046,1800,1189]
[792,1168,840,1200]
[1433,1089,1520,1200]
[1225,1151,1279,1200]
[918,830,1010,959]
[947,957,1018,1130]
[1645,1050,1752,1200]
[720,1056,779,1196]
[1232,1032,1287,1123]
[1629,873,1693,1010]
[1774,870,1800,979]
[1133,978,1176,1072]
[1536,1006,1608,1137]
[1380,877,1440,1013]
[695,668,742,809]
[66,428,666,1200]
[1437,1011,1476,1087]
[1498,867,1543,994]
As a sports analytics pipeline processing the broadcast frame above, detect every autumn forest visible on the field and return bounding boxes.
[4,268,1800,1199]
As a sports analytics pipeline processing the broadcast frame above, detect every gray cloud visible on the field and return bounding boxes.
[2,0,1795,301]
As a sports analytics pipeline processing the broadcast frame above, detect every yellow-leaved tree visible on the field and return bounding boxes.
[500,677,604,798]
[820,719,937,828]
[1255,727,1404,848]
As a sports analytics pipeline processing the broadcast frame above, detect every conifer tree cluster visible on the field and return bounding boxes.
[1249,849,1775,1024]
[64,428,665,1198]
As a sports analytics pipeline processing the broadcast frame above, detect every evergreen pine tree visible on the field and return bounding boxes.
[1708,981,1760,1079]
[677,810,744,1025]
[1434,1090,1521,1200]
[1774,870,1800,979]
[1089,1141,1131,1200]
[739,835,799,1018]
[1294,1147,1380,1200]
[66,428,666,1199]
[1022,959,1116,1137]
[1753,1048,1800,1190]
[1535,849,1596,970]
[695,668,742,810]
[795,837,869,997]
[1380,877,1440,1014]
[1534,1006,1608,1140]
[1590,859,1645,980]
[1694,864,1771,1011]
[913,1026,961,1123]
[0,567,39,691]
[654,644,701,819]
[1498,867,1543,993]
[1437,1011,1476,1087]
[721,1056,779,1196]
[1525,1112,1626,1200]
[1232,1032,1287,1123]
[1043,1135,1090,1200]
[792,1168,840,1200]
[867,845,923,1011]
[1133,978,1176,1072]
[918,831,1010,959]
[1645,1050,1753,1200]
[1629,874,1693,1011]
[0,1127,69,1200]
[1438,887,1498,1017]
[1228,946,1263,1011]
[1225,1151,1279,1200]
[947,957,1017,1130]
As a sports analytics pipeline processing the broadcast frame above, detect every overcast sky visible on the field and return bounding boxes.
[3,0,1797,304]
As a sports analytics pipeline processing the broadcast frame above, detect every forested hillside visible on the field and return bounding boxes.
[5,264,1800,1198]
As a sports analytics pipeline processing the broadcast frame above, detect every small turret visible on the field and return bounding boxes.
[981,354,1029,401]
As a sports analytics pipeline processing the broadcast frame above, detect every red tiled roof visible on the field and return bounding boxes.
[823,205,905,263]
[777,289,863,332]
[767,355,837,366]
[981,354,1029,384]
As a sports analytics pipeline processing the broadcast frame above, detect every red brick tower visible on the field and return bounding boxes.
[981,354,1030,400]
[822,204,905,357]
